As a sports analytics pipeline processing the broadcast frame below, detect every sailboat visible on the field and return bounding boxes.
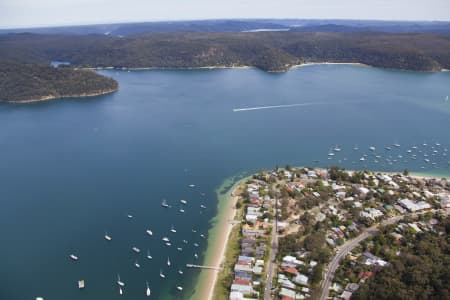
[146,250,152,259]
[170,225,177,233]
[445,95,449,102]
[146,281,151,297]
[160,270,166,278]
[146,229,153,236]
[178,269,183,274]
[167,257,171,267]
[117,274,125,287]
[161,199,169,208]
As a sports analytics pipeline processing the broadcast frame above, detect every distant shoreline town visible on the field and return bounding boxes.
[208,166,449,300]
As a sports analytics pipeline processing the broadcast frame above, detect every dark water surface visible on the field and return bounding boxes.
[0,65,449,299]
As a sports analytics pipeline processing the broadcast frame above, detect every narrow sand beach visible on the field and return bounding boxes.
[190,176,244,300]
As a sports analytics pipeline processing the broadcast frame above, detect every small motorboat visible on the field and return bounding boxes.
[161,199,169,208]
[78,280,85,289]
[69,254,78,261]
[177,286,183,291]
[132,247,140,253]
[146,250,152,259]
[180,199,187,204]
[104,233,112,241]
[146,229,153,236]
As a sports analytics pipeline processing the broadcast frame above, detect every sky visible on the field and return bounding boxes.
[1,0,450,29]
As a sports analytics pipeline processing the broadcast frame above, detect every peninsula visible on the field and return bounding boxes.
[206,166,449,300]
[0,61,118,103]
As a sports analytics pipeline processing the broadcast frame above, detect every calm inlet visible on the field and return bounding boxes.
[0,65,449,299]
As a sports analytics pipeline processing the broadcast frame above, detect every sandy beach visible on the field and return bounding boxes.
[291,62,370,70]
[190,176,244,300]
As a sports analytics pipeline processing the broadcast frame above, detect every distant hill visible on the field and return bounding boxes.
[2,30,450,102]
[1,32,450,72]
[0,61,118,103]
[1,19,450,36]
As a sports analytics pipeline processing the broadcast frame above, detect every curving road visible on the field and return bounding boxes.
[319,209,448,300]
[319,214,413,300]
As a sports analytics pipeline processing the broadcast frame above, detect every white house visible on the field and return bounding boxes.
[294,273,309,286]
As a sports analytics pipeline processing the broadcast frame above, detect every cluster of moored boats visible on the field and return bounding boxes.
[67,184,208,297]
[325,142,450,169]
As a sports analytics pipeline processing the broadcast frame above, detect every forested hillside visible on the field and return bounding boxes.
[1,32,450,72]
[0,61,118,102]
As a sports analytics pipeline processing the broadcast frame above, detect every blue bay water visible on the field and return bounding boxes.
[0,65,449,299]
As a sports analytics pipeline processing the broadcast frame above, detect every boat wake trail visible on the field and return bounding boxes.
[233,102,323,112]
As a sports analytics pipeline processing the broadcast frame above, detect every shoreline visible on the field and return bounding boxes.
[90,61,450,73]
[194,166,449,299]
[190,175,247,300]
[4,88,117,104]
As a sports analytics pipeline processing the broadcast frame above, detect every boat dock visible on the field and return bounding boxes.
[186,264,223,270]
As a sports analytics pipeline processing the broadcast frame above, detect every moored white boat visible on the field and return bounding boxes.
[69,254,78,261]
[146,281,151,297]
[117,274,125,287]
[161,199,169,208]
